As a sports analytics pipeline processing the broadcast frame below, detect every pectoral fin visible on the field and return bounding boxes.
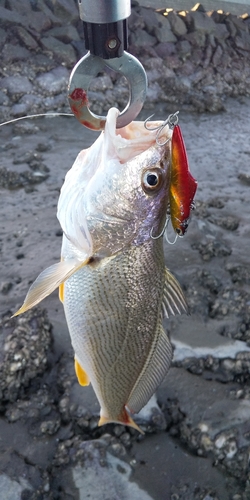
[13,257,89,317]
[162,268,189,318]
[74,358,90,386]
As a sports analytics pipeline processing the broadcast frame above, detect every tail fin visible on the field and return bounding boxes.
[99,407,144,434]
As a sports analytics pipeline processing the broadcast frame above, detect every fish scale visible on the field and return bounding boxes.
[63,238,167,421]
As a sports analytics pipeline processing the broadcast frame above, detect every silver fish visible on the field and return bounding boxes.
[14,108,188,432]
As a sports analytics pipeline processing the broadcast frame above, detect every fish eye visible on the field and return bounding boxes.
[142,168,163,194]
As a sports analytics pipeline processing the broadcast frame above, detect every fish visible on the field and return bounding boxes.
[13,107,188,432]
[169,124,197,236]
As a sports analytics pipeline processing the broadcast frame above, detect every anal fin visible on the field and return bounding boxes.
[74,358,90,386]
[99,408,143,434]
[127,325,173,415]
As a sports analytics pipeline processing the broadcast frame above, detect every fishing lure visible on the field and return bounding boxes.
[145,111,197,239]
[169,120,197,236]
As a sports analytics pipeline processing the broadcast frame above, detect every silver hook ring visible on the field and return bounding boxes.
[68,51,147,130]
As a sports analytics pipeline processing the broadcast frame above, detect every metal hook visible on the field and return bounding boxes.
[144,111,179,146]
[68,51,147,131]
[150,217,169,240]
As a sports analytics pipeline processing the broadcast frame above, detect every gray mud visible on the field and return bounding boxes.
[1,97,250,499]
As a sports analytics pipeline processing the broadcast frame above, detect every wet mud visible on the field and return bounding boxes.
[1,98,250,499]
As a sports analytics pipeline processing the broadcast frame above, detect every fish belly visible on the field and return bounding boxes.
[63,241,168,419]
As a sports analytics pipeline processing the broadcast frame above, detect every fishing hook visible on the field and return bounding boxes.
[150,217,169,240]
[144,111,179,146]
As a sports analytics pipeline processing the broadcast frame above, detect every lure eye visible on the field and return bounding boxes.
[142,168,163,194]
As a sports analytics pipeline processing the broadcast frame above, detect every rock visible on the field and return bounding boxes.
[40,36,77,67]
[138,7,160,33]
[0,90,9,106]
[1,43,30,62]
[0,76,33,96]
[14,26,38,50]
[214,23,230,41]
[45,25,81,43]
[28,11,52,32]
[154,25,177,44]
[130,29,157,47]
[7,0,32,15]
[0,27,7,49]
[50,0,79,24]
[36,66,70,95]
[235,31,250,52]
[166,11,187,36]
[0,6,28,28]
[0,308,52,403]
[128,10,145,32]
[212,45,223,66]
[154,41,176,58]
[36,0,63,26]
[189,11,216,34]
[208,10,227,24]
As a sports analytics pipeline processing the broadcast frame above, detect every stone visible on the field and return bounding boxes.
[0,90,9,106]
[2,43,30,62]
[7,0,32,15]
[0,76,33,95]
[166,11,187,36]
[189,11,216,34]
[128,10,145,31]
[14,26,38,50]
[184,30,206,47]
[139,7,160,33]
[130,29,157,47]
[155,42,176,58]
[208,10,227,24]
[40,36,77,67]
[176,40,191,57]
[212,45,223,66]
[154,25,177,44]
[50,0,79,24]
[44,25,80,43]
[36,66,70,94]
[225,19,237,37]
[214,23,230,41]
[191,3,206,12]
[27,11,52,32]
[235,32,250,52]
[0,6,28,28]
[0,27,7,49]
[36,0,62,26]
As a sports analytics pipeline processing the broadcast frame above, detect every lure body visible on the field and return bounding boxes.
[169,125,197,236]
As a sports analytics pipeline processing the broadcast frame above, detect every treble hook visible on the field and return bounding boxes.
[150,217,169,240]
[144,111,179,146]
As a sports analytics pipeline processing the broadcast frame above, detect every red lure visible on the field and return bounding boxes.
[169,124,197,236]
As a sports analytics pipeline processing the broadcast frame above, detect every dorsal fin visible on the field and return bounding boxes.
[162,268,189,318]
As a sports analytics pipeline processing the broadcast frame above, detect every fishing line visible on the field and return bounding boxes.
[0,113,74,127]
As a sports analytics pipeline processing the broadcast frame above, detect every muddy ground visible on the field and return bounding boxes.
[1,96,250,499]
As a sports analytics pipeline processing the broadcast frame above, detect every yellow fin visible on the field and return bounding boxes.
[12,257,89,317]
[59,282,64,303]
[98,408,144,434]
[74,358,90,386]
